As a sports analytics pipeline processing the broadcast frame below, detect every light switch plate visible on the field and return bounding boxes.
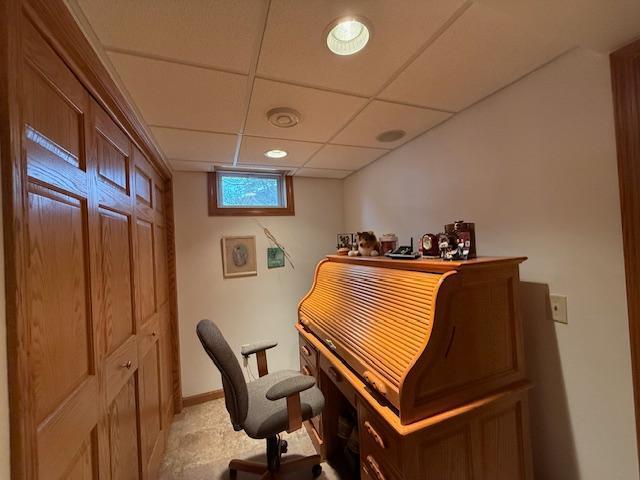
[550,295,568,324]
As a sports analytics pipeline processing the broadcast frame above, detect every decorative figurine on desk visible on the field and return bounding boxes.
[336,233,354,256]
[438,232,463,261]
[445,220,476,258]
[356,231,380,257]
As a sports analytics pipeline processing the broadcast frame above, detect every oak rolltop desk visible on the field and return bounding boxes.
[297,255,533,480]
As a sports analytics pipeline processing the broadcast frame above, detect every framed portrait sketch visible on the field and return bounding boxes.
[221,236,257,278]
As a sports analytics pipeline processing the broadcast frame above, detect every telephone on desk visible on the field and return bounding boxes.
[385,237,421,259]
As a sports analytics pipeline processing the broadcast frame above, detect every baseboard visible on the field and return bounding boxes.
[182,389,224,407]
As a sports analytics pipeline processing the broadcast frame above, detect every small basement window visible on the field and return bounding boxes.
[208,170,295,216]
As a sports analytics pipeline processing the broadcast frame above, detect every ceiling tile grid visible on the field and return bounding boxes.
[77,0,268,73]
[71,0,640,177]
[306,144,389,171]
[109,52,248,133]
[238,136,323,167]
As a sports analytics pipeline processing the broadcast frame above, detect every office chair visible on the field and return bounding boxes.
[196,319,324,479]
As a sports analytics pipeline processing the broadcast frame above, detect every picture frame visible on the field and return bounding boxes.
[267,247,285,269]
[221,236,257,278]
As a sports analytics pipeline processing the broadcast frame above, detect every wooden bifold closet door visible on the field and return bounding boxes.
[16,14,175,480]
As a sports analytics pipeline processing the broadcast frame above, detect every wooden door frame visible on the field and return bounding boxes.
[611,38,640,468]
[0,1,183,477]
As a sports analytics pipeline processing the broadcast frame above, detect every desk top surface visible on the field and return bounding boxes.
[325,254,527,274]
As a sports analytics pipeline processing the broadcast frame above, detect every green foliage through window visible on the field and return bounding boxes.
[219,173,283,207]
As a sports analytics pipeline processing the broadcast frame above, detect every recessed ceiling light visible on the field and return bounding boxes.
[326,17,371,56]
[267,107,300,128]
[376,129,406,143]
[264,149,288,159]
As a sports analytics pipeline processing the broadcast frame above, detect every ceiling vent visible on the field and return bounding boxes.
[376,129,406,143]
[267,107,301,128]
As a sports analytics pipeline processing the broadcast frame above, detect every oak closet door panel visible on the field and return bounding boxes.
[139,341,163,477]
[108,376,141,479]
[22,18,101,480]
[137,218,156,324]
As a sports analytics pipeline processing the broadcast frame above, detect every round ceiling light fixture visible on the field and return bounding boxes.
[267,107,300,128]
[264,149,288,159]
[376,129,407,143]
[326,17,371,56]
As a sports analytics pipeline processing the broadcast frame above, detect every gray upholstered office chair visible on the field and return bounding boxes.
[196,319,324,479]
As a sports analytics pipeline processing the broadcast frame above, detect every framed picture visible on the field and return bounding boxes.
[267,247,285,269]
[221,236,257,278]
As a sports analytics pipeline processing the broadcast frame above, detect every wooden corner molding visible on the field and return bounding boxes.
[611,37,640,475]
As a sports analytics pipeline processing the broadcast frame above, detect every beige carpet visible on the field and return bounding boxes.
[159,399,346,479]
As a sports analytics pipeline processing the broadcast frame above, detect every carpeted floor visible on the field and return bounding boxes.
[159,398,346,479]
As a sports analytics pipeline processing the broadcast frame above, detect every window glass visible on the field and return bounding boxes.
[218,173,283,207]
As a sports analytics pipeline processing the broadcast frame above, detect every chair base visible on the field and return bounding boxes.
[229,456,322,479]
[229,436,322,479]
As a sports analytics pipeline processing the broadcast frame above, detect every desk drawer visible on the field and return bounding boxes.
[299,334,317,369]
[300,354,322,433]
[319,353,357,408]
[358,402,402,475]
[362,453,401,480]
[300,354,317,379]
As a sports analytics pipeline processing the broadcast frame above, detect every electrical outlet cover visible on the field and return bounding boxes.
[550,295,568,324]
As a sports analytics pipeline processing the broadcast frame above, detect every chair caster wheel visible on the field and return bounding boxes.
[280,439,288,454]
[312,464,322,478]
[229,468,237,479]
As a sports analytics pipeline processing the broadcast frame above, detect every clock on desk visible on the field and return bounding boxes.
[421,233,439,257]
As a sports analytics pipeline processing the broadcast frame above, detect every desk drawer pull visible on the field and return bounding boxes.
[120,360,133,370]
[301,345,312,357]
[328,366,342,383]
[366,455,386,480]
[302,365,312,376]
[364,421,386,449]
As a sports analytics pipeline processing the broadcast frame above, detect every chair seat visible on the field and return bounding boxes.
[244,370,324,439]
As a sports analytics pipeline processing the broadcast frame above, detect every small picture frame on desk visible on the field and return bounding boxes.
[221,236,257,278]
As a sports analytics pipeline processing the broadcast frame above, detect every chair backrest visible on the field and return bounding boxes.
[196,319,248,430]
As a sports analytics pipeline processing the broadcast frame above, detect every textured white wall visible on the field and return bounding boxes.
[343,49,638,480]
[173,173,344,397]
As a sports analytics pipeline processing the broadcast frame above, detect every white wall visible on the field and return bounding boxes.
[173,173,343,397]
[344,48,638,480]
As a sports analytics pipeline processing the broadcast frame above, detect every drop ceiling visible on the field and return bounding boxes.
[68,0,640,179]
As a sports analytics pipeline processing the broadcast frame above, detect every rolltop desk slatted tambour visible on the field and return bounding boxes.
[297,255,534,480]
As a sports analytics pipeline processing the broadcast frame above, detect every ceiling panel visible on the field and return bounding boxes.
[238,136,323,167]
[77,0,267,73]
[305,144,388,170]
[333,100,452,148]
[258,0,467,96]
[109,52,247,132]
[245,79,367,142]
[151,127,237,163]
[170,160,216,172]
[478,0,640,53]
[295,168,352,179]
[379,3,568,112]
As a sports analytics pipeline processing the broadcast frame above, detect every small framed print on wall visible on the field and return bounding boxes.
[221,236,257,278]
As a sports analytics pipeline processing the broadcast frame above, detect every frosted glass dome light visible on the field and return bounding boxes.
[264,149,288,159]
[326,18,370,56]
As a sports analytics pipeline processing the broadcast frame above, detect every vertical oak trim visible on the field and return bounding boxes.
[611,37,640,471]
[1,0,32,478]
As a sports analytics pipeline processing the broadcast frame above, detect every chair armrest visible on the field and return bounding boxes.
[266,375,316,401]
[265,375,316,433]
[241,340,278,357]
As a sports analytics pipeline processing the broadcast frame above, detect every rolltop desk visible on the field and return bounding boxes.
[297,255,533,480]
